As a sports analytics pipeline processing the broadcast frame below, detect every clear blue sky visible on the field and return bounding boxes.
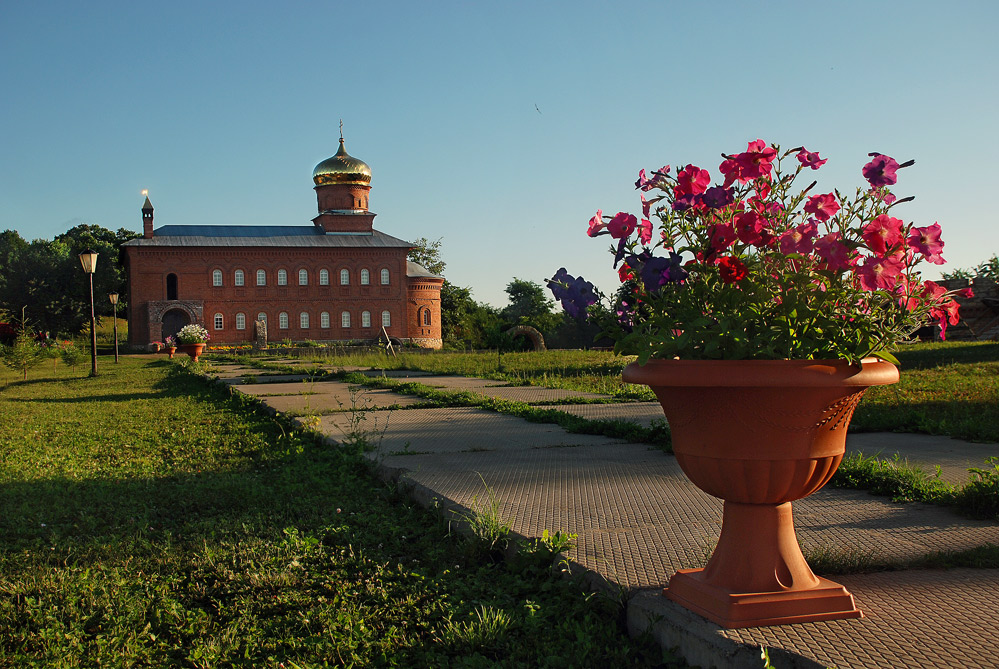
[2,1,996,307]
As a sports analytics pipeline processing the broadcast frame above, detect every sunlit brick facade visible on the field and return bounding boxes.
[123,140,443,349]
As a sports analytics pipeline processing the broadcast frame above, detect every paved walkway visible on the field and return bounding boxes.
[211,362,999,668]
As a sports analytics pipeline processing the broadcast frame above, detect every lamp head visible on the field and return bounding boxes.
[78,249,98,274]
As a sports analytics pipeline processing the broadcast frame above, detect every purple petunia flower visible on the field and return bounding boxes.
[629,251,688,293]
[862,153,900,188]
[701,186,735,209]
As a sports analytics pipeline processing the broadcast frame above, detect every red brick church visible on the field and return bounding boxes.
[123,139,443,349]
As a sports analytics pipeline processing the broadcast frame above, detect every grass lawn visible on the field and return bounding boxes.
[0,358,669,667]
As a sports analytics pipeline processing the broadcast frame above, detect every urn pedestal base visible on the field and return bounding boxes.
[664,501,862,629]
[666,571,862,629]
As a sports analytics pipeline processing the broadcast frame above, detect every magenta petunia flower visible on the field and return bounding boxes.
[735,211,768,246]
[675,164,711,197]
[803,193,841,222]
[862,154,900,188]
[906,222,946,265]
[587,209,607,237]
[607,212,638,239]
[862,214,904,256]
[735,139,777,181]
[707,222,737,252]
[796,149,827,170]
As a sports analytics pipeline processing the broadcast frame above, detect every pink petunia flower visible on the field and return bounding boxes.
[587,209,607,237]
[906,222,946,265]
[814,232,852,272]
[607,212,638,239]
[796,149,827,170]
[862,214,905,256]
[857,254,905,291]
[778,221,818,255]
[735,210,772,247]
[637,218,653,245]
[803,193,841,222]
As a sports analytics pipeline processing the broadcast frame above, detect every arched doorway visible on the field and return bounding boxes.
[162,308,190,340]
[166,273,178,300]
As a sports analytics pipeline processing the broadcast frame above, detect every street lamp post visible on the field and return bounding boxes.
[109,292,119,363]
[79,250,99,377]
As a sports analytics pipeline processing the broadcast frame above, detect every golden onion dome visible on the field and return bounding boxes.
[312,139,372,186]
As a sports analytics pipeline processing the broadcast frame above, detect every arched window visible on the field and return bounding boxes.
[298,269,308,286]
[257,312,267,325]
[279,312,289,329]
[360,269,370,285]
[361,311,371,328]
[236,313,246,330]
[300,312,309,328]
[277,269,288,286]
[214,313,224,330]
[423,309,431,326]
[212,269,223,287]
[380,268,390,285]
[319,269,329,286]
[341,311,351,328]
[166,273,178,300]
[340,269,350,285]
[256,270,266,286]
[320,311,330,328]
[234,269,245,286]
[381,311,391,327]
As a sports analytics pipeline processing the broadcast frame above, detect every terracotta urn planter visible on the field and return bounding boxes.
[178,343,206,362]
[166,346,177,359]
[622,358,898,628]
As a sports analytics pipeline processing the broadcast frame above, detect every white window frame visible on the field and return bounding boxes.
[234,269,245,286]
[320,311,330,328]
[212,269,223,287]
[341,311,351,328]
[298,269,308,286]
[300,312,310,328]
[380,268,390,285]
[319,269,329,286]
[340,269,350,285]
[381,311,391,327]
[279,312,289,329]
[277,269,288,286]
[360,269,370,285]
[257,312,267,325]
[361,311,371,328]
[236,313,246,330]
[256,270,266,286]
[214,313,224,330]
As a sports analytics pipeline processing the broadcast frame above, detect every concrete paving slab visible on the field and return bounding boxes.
[353,369,437,379]
[252,387,425,413]
[630,567,999,669]
[847,432,999,485]
[217,374,315,385]
[390,375,509,390]
[316,407,625,455]
[460,386,610,402]
[387,445,999,587]
[548,402,667,427]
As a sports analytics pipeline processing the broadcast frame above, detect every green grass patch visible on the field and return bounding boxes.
[0,357,672,667]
